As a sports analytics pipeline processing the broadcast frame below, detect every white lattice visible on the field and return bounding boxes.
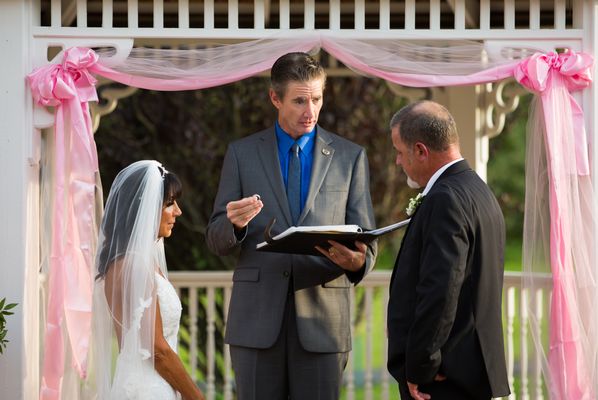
[37,0,586,40]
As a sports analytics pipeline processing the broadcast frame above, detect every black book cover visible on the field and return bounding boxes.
[256,218,410,256]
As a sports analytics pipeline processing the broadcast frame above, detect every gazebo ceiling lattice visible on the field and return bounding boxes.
[40,0,578,31]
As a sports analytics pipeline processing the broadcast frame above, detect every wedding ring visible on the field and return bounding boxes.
[329,248,335,257]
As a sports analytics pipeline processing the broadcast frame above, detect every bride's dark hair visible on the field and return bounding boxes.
[95,163,182,279]
[162,169,183,204]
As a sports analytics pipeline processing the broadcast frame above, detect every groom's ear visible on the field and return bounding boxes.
[414,142,429,160]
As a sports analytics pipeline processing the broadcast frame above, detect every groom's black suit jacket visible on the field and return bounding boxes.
[387,160,510,399]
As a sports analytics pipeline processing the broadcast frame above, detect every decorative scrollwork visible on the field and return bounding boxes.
[481,78,528,138]
[385,82,437,103]
[89,78,138,134]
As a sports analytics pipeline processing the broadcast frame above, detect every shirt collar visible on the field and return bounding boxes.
[275,121,316,154]
[422,158,464,195]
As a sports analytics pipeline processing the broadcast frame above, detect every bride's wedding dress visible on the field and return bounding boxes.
[109,273,183,400]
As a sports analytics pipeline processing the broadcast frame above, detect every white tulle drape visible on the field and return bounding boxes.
[523,98,597,399]
[92,36,526,90]
[29,34,594,400]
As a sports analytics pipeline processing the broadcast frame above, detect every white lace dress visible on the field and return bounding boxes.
[109,273,183,400]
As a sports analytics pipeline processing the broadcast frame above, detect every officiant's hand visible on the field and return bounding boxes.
[316,240,367,272]
[227,194,263,229]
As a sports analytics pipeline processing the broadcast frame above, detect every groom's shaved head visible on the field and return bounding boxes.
[390,100,459,152]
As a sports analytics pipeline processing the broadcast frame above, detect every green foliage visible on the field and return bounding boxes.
[487,94,531,246]
[0,297,18,354]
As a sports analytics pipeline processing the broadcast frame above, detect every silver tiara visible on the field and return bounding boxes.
[157,164,169,178]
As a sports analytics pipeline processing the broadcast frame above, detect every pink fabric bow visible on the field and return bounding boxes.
[28,47,100,400]
[515,51,593,93]
[29,47,99,106]
[516,50,595,400]
[515,51,593,176]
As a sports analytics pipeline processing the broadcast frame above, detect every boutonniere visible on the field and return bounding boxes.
[406,193,425,216]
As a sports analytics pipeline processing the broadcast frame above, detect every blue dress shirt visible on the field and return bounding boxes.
[275,122,315,216]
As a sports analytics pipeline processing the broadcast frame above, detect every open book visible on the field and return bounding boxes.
[256,218,411,256]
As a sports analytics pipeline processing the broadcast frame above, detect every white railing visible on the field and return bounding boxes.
[169,270,552,400]
[35,0,586,40]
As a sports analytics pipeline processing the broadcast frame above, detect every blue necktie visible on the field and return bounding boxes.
[288,143,301,225]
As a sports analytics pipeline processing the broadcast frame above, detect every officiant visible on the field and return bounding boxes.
[206,52,377,400]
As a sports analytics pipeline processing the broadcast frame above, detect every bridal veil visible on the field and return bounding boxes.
[91,160,169,398]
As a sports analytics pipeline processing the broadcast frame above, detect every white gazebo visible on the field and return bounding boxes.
[0,1,597,399]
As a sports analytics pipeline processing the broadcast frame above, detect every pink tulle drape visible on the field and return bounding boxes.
[27,37,594,400]
[515,51,596,399]
[28,47,100,400]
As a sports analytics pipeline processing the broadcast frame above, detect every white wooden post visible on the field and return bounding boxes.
[404,0,415,30]
[223,288,233,400]
[329,0,340,30]
[430,0,440,31]
[506,287,516,400]
[382,290,390,400]
[154,0,164,29]
[102,0,113,28]
[435,86,488,180]
[178,0,189,29]
[454,0,465,30]
[364,287,373,400]
[530,0,540,30]
[480,0,490,30]
[279,0,290,30]
[206,287,216,400]
[533,289,545,400]
[228,0,238,30]
[379,0,389,30]
[346,287,356,400]
[189,288,199,380]
[0,1,39,399]
[254,0,265,30]
[520,289,530,400]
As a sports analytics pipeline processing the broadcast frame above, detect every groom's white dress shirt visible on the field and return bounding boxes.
[422,158,464,196]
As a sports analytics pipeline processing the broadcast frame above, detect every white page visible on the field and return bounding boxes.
[366,218,411,235]
[272,224,362,239]
[256,224,362,249]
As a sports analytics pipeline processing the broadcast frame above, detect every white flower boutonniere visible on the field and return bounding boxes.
[406,193,425,216]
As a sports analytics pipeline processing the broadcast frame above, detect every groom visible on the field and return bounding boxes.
[386,101,510,400]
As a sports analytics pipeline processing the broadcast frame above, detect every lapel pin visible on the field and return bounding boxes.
[322,148,331,156]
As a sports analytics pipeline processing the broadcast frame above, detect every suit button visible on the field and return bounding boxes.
[283,271,290,278]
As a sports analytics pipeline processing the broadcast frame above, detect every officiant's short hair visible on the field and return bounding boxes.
[270,52,326,98]
[390,100,459,152]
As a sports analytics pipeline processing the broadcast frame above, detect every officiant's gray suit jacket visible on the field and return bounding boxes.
[206,126,377,353]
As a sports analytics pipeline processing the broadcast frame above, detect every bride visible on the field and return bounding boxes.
[92,160,205,400]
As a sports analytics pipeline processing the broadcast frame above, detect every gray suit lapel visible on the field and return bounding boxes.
[298,127,335,225]
[257,128,293,226]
